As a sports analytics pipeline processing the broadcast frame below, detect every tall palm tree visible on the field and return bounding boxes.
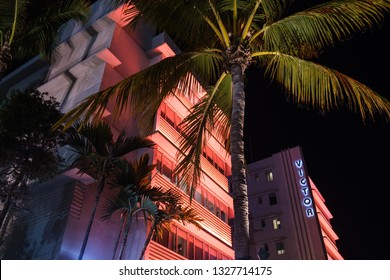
[65,121,155,260]
[56,1,390,259]
[0,0,90,77]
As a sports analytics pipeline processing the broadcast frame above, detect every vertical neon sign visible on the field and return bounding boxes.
[294,160,315,218]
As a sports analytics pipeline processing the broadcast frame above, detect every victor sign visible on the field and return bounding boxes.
[294,159,315,218]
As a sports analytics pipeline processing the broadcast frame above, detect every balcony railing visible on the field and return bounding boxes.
[157,118,229,191]
[145,240,187,260]
[153,173,232,246]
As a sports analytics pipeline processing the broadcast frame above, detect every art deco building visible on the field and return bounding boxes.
[246,146,343,260]
[1,1,343,261]
[0,1,233,260]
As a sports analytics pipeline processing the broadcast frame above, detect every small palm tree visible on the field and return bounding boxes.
[104,155,202,260]
[56,0,390,259]
[139,203,202,260]
[103,187,158,260]
[0,0,90,77]
[65,121,155,260]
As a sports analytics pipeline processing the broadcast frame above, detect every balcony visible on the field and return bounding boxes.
[145,240,187,260]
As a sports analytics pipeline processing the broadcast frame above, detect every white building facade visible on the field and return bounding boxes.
[246,146,343,260]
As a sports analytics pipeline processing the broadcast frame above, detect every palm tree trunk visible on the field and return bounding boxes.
[78,176,106,260]
[0,183,16,233]
[0,41,12,77]
[112,216,126,260]
[230,63,250,259]
[0,210,13,246]
[139,223,155,260]
[118,214,132,260]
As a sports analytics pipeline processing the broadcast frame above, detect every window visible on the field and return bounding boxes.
[187,235,194,260]
[177,228,187,256]
[255,174,260,181]
[202,146,226,175]
[266,171,273,182]
[154,225,233,260]
[156,151,174,183]
[160,102,182,133]
[269,192,277,205]
[204,191,215,213]
[220,204,228,223]
[209,247,217,260]
[273,217,281,230]
[258,196,263,204]
[195,239,203,260]
[258,243,270,260]
[261,219,266,228]
[194,189,202,205]
[276,241,285,255]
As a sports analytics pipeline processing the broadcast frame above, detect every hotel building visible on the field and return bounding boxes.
[246,146,343,260]
[0,1,233,260]
[1,1,342,261]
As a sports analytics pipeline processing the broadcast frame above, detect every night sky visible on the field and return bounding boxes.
[244,8,390,260]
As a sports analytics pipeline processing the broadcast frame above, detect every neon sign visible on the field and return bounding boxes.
[294,159,314,218]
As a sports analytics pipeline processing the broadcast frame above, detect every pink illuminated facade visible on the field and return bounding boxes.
[0,1,233,260]
[246,146,343,260]
[1,1,344,261]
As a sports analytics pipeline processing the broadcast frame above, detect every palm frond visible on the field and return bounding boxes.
[122,0,219,49]
[0,0,29,44]
[163,204,203,229]
[261,0,291,24]
[240,0,262,42]
[266,52,390,121]
[113,131,155,157]
[53,50,222,131]
[263,0,390,58]
[12,0,90,61]
[175,73,231,195]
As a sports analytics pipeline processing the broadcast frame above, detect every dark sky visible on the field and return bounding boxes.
[244,7,390,260]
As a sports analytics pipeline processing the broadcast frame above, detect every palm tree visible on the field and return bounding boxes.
[56,1,390,259]
[65,121,155,260]
[139,203,202,260]
[103,189,158,260]
[0,0,90,77]
[103,155,202,259]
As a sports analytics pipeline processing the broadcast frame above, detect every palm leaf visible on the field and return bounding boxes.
[262,0,390,58]
[54,50,223,131]
[175,73,231,193]
[12,0,90,61]
[265,52,390,121]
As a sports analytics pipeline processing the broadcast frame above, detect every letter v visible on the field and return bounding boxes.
[295,160,303,168]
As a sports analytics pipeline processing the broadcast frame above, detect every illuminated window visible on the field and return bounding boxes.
[202,146,226,175]
[195,239,203,260]
[177,228,187,256]
[160,102,182,133]
[154,225,232,259]
[204,191,215,213]
[194,189,202,205]
[194,187,229,223]
[209,248,217,260]
[276,241,285,255]
[266,171,273,182]
[269,192,277,205]
[273,217,281,230]
[156,152,174,182]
